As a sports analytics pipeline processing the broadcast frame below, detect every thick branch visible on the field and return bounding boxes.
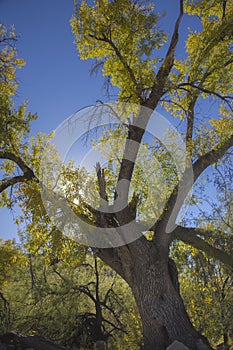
[108,1,184,212]
[0,151,37,192]
[0,175,30,192]
[153,134,233,239]
[146,0,183,108]
[186,96,198,155]
[172,226,233,268]
[93,247,125,280]
[0,151,35,175]
[193,134,233,182]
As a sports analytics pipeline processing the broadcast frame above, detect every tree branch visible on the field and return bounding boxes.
[88,33,138,91]
[184,57,233,153]
[186,96,198,156]
[178,83,233,111]
[172,226,233,268]
[0,175,30,192]
[199,57,233,84]
[102,316,127,335]
[93,247,125,280]
[145,0,183,108]
[153,134,233,238]
[0,151,35,175]
[96,162,108,201]
[0,151,38,192]
[193,134,233,182]
[100,1,184,214]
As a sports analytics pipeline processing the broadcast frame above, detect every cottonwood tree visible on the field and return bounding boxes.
[0,1,233,349]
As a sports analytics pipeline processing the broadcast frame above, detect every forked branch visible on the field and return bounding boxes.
[0,151,37,193]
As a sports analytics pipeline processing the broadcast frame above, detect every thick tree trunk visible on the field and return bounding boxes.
[96,236,213,350]
[129,255,213,350]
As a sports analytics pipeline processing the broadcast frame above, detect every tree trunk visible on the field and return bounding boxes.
[96,235,214,350]
[102,239,213,350]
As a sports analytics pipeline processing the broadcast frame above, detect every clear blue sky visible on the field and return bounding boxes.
[0,0,199,240]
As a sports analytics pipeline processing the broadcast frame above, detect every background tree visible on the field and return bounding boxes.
[0,238,26,332]
[0,245,141,349]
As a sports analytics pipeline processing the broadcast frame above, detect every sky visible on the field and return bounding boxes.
[0,0,200,240]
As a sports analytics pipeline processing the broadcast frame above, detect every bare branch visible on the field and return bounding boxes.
[101,316,128,335]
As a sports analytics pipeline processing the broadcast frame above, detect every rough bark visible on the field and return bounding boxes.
[130,253,212,349]
[96,237,213,350]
